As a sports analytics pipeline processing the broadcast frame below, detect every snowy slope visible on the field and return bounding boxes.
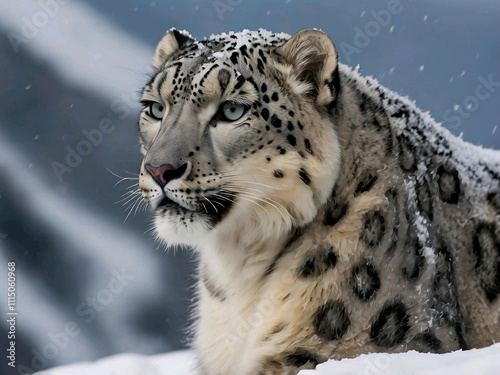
[36,344,500,375]
[0,0,188,370]
[0,0,153,99]
[0,129,169,363]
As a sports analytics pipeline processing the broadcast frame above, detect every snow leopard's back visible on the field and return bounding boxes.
[338,64,500,349]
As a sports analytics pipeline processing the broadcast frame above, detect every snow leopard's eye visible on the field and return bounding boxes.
[150,102,166,120]
[218,101,248,122]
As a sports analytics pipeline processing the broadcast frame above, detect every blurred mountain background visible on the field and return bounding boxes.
[0,0,498,373]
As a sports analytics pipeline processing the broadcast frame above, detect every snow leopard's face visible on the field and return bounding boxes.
[138,29,341,247]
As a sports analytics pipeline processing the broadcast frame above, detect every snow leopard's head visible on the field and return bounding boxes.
[138,28,340,248]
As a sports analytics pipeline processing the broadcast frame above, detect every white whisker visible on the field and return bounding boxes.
[116,189,140,201]
[124,197,141,222]
[222,185,292,222]
[106,168,139,187]
[124,170,139,177]
[223,179,281,190]
[204,197,219,214]
[133,198,144,217]
[232,193,270,216]
[119,192,141,207]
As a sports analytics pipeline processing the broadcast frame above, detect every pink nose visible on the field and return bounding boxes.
[144,163,188,188]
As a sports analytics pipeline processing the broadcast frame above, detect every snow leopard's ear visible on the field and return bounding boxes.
[153,29,195,69]
[276,29,339,107]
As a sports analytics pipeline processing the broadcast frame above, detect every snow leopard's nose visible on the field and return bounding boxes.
[145,163,188,188]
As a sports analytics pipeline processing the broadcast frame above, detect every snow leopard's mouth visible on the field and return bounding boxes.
[158,196,183,209]
[157,190,236,219]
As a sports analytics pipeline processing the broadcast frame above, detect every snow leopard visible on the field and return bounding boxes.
[137,28,500,375]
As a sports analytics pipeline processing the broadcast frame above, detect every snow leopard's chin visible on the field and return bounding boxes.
[153,191,299,249]
[153,209,214,248]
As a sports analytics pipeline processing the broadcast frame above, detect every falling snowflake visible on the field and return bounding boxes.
[419,65,424,72]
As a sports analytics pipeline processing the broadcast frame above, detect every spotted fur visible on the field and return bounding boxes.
[137,28,500,375]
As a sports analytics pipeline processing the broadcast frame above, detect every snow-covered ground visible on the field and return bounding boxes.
[36,344,500,375]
